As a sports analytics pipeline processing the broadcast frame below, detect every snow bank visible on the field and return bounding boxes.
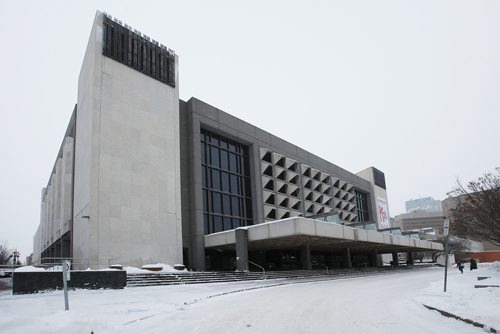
[125,263,188,274]
[479,260,500,272]
[13,266,46,272]
[415,262,500,331]
[124,266,150,274]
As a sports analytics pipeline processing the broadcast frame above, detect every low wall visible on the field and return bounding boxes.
[13,270,126,294]
[465,251,500,263]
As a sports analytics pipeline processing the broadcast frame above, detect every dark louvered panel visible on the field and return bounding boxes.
[102,15,175,88]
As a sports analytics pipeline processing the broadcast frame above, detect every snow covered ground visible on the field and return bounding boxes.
[0,264,498,333]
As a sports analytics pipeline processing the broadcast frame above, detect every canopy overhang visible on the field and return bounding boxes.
[204,217,443,253]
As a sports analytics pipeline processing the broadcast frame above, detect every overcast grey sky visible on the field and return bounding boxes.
[1,0,499,260]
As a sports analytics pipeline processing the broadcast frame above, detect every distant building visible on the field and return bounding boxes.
[396,197,444,239]
[393,211,445,239]
[25,254,33,266]
[405,197,442,213]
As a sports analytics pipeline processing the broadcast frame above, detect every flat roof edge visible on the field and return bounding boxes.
[204,217,443,251]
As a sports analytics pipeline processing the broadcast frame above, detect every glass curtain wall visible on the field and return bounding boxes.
[355,190,369,222]
[200,129,253,234]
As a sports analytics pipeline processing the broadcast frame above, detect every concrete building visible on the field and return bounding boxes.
[33,12,441,271]
[405,197,442,213]
[393,210,445,239]
[390,196,445,240]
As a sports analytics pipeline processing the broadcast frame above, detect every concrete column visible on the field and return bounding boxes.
[369,251,377,267]
[235,228,249,272]
[326,251,334,268]
[191,116,206,272]
[192,222,206,271]
[392,252,399,267]
[55,240,61,258]
[44,188,50,255]
[46,183,53,251]
[55,158,63,240]
[62,138,74,236]
[346,248,352,268]
[301,245,312,270]
[62,235,71,258]
[407,252,414,265]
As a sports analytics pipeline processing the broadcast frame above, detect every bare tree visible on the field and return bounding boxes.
[447,167,500,246]
[431,236,471,262]
[0,244,12,265]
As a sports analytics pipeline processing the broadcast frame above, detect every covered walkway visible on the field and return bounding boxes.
[204,217,443,271]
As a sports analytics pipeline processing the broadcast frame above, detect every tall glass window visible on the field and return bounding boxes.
[201,129,253,234]
[355,190,369,222]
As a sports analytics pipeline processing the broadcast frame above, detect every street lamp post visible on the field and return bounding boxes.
[443,219,450,292]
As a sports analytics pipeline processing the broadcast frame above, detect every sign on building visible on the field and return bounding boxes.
[377,197,390,229]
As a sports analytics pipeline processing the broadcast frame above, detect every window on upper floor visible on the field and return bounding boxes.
[355,190,369,222]
[200,129,253,234]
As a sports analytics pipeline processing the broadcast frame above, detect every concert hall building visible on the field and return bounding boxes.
[32,12,441,271]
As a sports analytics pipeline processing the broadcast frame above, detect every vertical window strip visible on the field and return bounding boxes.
[200,129,253,234]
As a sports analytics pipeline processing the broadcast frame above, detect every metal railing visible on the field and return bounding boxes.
[31,257,115,270]
[248,260,266,280]
[312,260,329,274]
[0,265,24,269]
[0,264,23,277]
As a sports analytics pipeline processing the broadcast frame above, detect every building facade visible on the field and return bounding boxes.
[393,211,446,238]
[33,12,440,270]
[405,197,442,213]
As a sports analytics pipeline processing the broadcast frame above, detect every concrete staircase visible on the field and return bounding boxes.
[126,271,266,287]
[127,269,362,287]
[126,265,435,288]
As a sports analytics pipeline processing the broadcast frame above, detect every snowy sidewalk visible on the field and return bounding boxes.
[415,262,500,332]
[0,264,498,333]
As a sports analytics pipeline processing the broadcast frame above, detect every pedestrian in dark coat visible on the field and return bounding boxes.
[470,258,478,270]
[457,261,464,274]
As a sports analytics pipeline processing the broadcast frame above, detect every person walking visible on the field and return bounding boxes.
[470,258,478,270]
[457,261,464,274]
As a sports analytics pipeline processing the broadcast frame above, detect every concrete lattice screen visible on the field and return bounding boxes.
[331,179,357,223]
[260,147,357,224]
[261,148,302,220]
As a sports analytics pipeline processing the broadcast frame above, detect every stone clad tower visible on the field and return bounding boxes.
[72,11,182,268]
